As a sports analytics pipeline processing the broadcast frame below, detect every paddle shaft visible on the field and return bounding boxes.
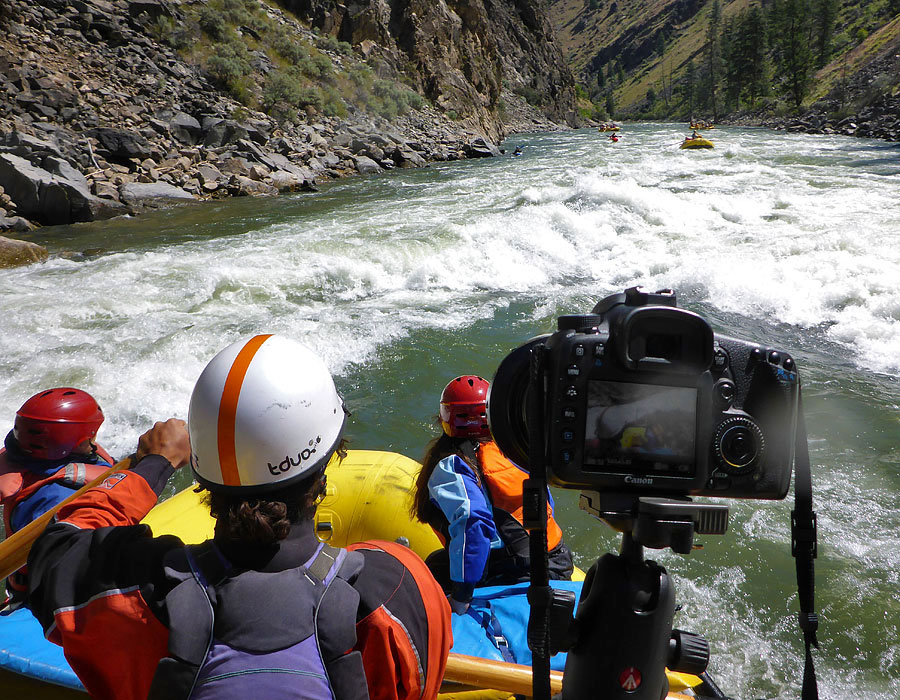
[0,458,131,581]
[444,652,563,696]
[443,654,698,698]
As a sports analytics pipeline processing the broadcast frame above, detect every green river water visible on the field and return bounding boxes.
[2,124,899,699]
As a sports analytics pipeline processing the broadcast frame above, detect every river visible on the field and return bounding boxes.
[1,123,898,699]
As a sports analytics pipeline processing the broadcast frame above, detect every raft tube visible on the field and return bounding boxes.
[680,137,715,149]
[0,450,706,699]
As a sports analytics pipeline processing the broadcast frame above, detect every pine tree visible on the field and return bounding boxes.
[813,0,839,67]
[772,0,814,108]
[704,0,723,120]
[682,59,697,117]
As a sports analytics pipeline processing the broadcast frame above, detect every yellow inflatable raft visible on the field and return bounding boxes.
[143,450,704,699]
[0,450,705,699]
[680,136,714,149]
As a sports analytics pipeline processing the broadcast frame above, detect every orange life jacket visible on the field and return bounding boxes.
[0,444,114,591]
[476,440,563,550]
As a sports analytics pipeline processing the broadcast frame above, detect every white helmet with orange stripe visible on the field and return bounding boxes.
[188,335,346,494]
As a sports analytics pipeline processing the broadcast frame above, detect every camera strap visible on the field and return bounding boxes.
[791,386,819,700]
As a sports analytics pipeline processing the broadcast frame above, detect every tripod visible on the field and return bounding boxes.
[560,492,728,700]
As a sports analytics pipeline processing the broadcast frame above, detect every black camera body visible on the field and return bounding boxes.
[488,287,800,499]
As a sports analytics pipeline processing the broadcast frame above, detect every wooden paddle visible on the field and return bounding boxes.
[0,457,132,581]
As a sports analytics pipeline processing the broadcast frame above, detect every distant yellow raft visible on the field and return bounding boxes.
[680,137,715,149]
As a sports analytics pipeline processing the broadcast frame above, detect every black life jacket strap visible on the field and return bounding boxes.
[791,385,819,700]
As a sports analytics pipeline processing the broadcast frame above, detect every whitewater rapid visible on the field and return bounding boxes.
[1,124,898,699]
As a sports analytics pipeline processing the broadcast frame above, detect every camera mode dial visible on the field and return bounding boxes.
[714,417,765,474]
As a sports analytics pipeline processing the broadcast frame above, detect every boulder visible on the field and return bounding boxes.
[390,147,426,168]
[463,137,501,158]
[268,170,307,192]
[354,156,382,174]
[0,152,100,224]
[86,127,154,162]
[227,175,278,197]
[0,132,65,159]
[201,119,249,148]
[119,181,195,207]
[0,235,48,268]
[168,112,203,144]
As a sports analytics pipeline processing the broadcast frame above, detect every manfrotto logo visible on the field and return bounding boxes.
[267,436,322,475]
[624,475,654,485]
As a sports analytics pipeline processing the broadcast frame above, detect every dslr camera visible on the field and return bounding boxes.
[487,287,800,499]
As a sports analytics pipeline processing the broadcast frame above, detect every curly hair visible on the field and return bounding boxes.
[205,440,347,545]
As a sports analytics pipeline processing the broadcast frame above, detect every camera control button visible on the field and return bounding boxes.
[593,345,605,357]
[714,379,736,406]
[708,473,731,490]
[574,344,585,357]
[714,417,765,474]
[567,365,580,377]
[713,349,728,370]
[563,408,576,420]
[561,430,575,443]
[565,386,578,398]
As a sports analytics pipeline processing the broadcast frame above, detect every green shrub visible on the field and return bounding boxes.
[312,53,333,79]
[263,71,304,110]
[221,0,252,26]
[370,79,423,116]
[406,90,425,110]
[321,87,347,117]
[299,86,324,110]
[207,40,252,85]
[197,6,228,41]
[294,54,333,79]
[349,65,374,87]
[271,31,308,64]
[316,34,343,53]
[513,85,542,106]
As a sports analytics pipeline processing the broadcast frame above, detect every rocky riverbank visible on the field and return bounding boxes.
[0,0,571,266]
[722,47,900,142]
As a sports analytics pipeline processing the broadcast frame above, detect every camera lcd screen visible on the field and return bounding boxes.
[584,380,697,470]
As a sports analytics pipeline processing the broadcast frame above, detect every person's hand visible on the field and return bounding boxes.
[135,418,191,469]
[448,596,470,615]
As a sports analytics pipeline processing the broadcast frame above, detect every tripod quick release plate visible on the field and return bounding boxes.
[579,493,729,554]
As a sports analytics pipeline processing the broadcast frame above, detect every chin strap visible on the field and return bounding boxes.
[791,385,819,700]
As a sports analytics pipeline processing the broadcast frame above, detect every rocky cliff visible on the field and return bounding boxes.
[288,0,577,137]
[0,0,576,246]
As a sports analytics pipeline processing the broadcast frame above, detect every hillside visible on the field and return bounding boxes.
[549,0,900,139]
[0,0,577,242]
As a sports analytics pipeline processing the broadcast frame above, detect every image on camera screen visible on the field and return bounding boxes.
[583,380,697,469]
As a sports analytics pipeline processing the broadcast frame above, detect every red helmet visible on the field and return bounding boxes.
[13,388,105,460]
[440,375,490,439]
